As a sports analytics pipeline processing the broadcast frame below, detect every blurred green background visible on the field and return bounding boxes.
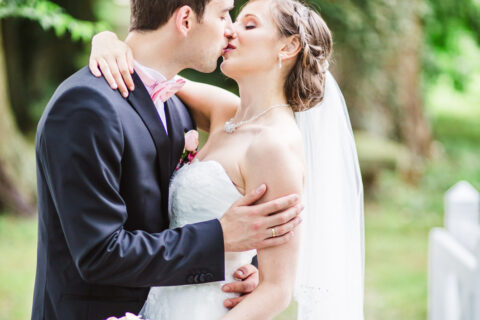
[0,0,479,319]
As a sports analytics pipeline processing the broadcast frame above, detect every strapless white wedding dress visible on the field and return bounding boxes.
[140,160,257,320]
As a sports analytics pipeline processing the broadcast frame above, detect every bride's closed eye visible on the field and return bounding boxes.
[243,16,258,30]
[234,15,258,30]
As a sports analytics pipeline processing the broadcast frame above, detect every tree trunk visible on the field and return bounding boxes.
[391,9,432,159]
[332,0,432,160]
[0,22,36,215]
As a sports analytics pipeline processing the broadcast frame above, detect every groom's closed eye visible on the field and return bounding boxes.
[221,14,231,22]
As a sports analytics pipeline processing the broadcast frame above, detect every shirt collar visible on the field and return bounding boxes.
[134,60,168,95]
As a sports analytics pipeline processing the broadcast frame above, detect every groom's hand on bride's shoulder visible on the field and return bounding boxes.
[219,184,303,252]
[222,264,259,308]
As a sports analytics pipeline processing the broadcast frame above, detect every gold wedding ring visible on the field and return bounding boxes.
[271,228,277,238]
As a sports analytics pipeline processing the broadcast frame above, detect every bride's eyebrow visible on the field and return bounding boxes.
[235,13,261,23]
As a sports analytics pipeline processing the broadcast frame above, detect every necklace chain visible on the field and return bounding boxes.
[224,103,290,133]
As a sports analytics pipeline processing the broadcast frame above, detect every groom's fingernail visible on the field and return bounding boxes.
[236,270,244,277]
[225,300,233,307]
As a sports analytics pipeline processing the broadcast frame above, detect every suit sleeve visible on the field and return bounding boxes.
[38,86,225,287]
[251,255,258,268]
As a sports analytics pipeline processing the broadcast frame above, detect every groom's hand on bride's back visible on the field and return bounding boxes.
[219,184,303,252]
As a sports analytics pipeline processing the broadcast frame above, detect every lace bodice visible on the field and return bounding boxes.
[140,160,256,320]
[168,160,242,228]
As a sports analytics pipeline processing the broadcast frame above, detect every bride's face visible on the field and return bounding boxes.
[220,0,283,79]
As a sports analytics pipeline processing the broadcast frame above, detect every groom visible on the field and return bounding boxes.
[32,0,303,319]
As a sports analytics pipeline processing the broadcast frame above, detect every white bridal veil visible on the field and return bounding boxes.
[294,71,365,319]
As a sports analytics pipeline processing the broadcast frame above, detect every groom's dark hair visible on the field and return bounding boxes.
[130,0,213,31]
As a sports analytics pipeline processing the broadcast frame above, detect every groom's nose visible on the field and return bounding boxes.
[225,25,237,39]
[224,17,237,39]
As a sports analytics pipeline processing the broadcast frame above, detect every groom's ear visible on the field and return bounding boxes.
[175,5,195,37]
[280,35,302,61]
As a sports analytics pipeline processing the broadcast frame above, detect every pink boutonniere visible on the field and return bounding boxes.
[176,130,199,170]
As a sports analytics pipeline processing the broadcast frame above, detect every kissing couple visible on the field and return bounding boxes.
[32,0,364,319]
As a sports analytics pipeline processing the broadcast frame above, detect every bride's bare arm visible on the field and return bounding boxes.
[222,130,304,320]
[176,78,239,132]
[89,31,239,132]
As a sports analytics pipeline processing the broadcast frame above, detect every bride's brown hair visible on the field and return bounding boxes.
[269,0,333,112]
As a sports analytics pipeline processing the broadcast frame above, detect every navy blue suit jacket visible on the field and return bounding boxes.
[32,67,225,320]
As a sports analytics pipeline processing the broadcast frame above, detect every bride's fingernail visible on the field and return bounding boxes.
[223,285,231,292]
[236,270,244,277]
[225,301,233,307]
[256,184,265,195]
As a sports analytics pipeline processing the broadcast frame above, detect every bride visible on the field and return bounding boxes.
[91,0,364,319]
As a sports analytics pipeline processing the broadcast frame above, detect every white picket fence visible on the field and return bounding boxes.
[428,181,480,320]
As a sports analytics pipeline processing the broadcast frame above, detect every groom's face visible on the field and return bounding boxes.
[187,0,234,72]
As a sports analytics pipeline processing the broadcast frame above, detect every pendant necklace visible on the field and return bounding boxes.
[224,103,290,133]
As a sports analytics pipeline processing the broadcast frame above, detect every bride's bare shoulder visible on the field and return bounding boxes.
[241,124,304,197]
[245,124,304,172]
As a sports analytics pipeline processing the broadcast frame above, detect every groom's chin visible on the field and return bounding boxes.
[194,60,220,74]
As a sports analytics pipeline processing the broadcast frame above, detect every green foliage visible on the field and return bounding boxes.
[423,0,480,89]
[0,0,108,42]
[300,0,480,86]
[355,131,410,172]
[306,0,418,75]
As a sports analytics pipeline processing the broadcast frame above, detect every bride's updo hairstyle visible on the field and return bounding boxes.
[270,0,333,112]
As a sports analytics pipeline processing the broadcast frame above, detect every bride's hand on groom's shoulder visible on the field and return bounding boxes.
[89,31,135,98]
[222,264,259,309]
[219,184,303,252]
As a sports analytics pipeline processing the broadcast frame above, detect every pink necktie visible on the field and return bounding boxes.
[135,66,186,103]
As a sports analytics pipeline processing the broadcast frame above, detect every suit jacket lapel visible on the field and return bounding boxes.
[126,72,171,188]
[165,99,186,173]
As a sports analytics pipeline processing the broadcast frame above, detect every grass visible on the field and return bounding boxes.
[0,215,37,320]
